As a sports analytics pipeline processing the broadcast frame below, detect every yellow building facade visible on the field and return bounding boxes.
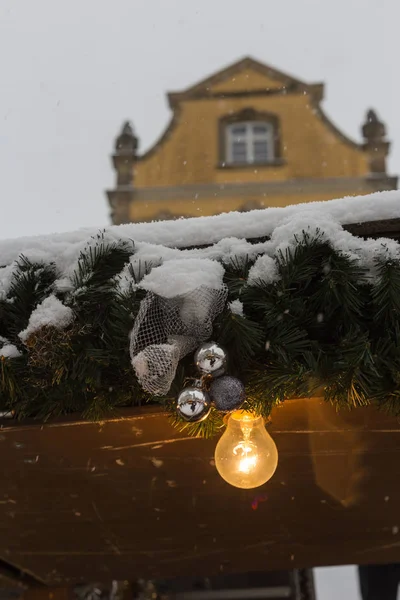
[107,57,397,224]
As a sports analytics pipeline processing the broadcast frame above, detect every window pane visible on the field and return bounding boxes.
[254,140,269,162]
[232,141,247,162]
[232,135,245,142]
[253,124,268,134]
[231,125,246,135]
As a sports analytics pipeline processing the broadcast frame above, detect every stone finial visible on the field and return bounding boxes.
[112,121,138,187]
[115,121,138,155]
[362,109,386,143]
[361,109,389,174]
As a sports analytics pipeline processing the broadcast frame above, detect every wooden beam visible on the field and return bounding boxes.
[344,217,400,239]
[0,399,400,584]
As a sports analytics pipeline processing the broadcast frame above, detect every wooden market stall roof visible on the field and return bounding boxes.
[0,399,400,586]
[0,190,400,586]
[0,190,399,264]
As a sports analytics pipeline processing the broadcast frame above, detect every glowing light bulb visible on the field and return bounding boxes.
[214,410,278,489]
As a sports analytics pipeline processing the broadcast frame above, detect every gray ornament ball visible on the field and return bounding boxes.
[194,341,227,377]
[209,376,246,412]
[177,386,211,422]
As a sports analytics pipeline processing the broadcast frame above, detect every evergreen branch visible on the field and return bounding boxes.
[126,259,157,286]
[246,359,313,417]
[168,405,224,439]
[372,257,400,328]
[0,256,58,343]
[213,308,264,373]
[276,231,332,287]
[265,322,312,362]
[223,255,256,299]
[0,355,25,407]
[375,390,400,416]
[71,234,133,292]
[324,334,377,407]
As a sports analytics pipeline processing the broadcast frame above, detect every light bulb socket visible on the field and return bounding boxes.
[222,410,267,427]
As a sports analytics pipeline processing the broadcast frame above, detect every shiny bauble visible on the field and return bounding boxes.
[176,386,211,422]
[209,375,245,412]
[194,341,227,377]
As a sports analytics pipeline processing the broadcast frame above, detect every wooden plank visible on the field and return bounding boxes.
[344,217,400,240]
[0,399,399,584]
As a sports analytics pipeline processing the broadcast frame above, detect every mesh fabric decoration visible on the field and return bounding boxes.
[130,285,228,395]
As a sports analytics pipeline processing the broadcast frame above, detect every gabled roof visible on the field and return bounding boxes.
[138,56,363,161]
[168,56,324,107]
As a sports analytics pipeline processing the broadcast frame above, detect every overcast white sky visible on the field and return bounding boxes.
[0,0,399,242]
[315,566,360,599]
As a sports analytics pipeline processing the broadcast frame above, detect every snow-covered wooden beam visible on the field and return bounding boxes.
[0,190,399,303]
[1,190,399,263]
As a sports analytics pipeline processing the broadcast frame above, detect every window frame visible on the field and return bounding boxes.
[218,108,283,168]
[226,121,274,165]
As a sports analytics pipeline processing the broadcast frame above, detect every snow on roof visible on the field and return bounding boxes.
[0,190,399,295]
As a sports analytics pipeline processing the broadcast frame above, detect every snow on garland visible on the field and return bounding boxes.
[247,255,280,286]
[0,337,21,359]
[229,299,244,316]
[0,191,399,432]
[19,295,74,342]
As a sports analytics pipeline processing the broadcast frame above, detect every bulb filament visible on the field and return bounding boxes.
[233,441,258,474]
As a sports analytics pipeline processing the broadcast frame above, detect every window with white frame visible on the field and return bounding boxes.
[225,121,274,165]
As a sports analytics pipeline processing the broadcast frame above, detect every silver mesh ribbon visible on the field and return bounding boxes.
[130,285,228,395]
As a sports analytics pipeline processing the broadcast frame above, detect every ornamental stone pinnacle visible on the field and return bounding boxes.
[362,109,390,174]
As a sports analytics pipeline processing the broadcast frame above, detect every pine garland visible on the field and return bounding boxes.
[1,229,400,436]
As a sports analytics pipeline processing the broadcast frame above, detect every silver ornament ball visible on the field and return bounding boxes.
[177,386,211,422]
[194,341,227,377]
[209,375,246,412]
